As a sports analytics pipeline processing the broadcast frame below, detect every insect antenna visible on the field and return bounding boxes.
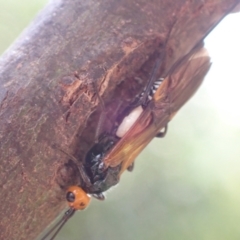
[41,208,75,240]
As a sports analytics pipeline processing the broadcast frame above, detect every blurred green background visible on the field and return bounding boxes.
[1,1,240,240]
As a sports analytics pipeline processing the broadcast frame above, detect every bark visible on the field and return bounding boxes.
[0,0,239,239]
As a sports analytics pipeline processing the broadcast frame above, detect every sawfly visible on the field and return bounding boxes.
[40,44,211,240]
[103,45,211,174]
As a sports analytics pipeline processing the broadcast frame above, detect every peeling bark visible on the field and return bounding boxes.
[0,0,239,239]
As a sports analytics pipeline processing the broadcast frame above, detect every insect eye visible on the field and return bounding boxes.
[66,191,75,203]
[66,186,91,210]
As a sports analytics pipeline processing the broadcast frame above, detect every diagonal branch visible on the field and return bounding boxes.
[0,0,239,239]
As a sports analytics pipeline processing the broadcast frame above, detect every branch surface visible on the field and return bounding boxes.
[0,0,239,239]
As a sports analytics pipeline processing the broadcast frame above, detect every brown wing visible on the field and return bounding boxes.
[104,46,211,175]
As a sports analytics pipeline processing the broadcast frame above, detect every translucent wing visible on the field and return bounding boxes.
[103,46,211,175]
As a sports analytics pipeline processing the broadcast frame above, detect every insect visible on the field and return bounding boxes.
[103,45,211,175]
[40,52,165,240]
[81,56,167,192]
[41,42,210,240]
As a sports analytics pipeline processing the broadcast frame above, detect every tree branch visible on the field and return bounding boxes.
[0,0,239,239]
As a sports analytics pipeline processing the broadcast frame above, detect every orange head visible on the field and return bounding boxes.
[66,186,91,210]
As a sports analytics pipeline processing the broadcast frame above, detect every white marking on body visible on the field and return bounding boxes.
[116,105,143,138]
[116,77,164,138]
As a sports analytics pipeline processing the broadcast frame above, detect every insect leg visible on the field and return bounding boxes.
[92,192,105,200]
[155,124,168,138]
[127,162,134,172]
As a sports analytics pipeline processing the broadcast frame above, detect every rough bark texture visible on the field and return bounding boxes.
[0,0,239,239]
